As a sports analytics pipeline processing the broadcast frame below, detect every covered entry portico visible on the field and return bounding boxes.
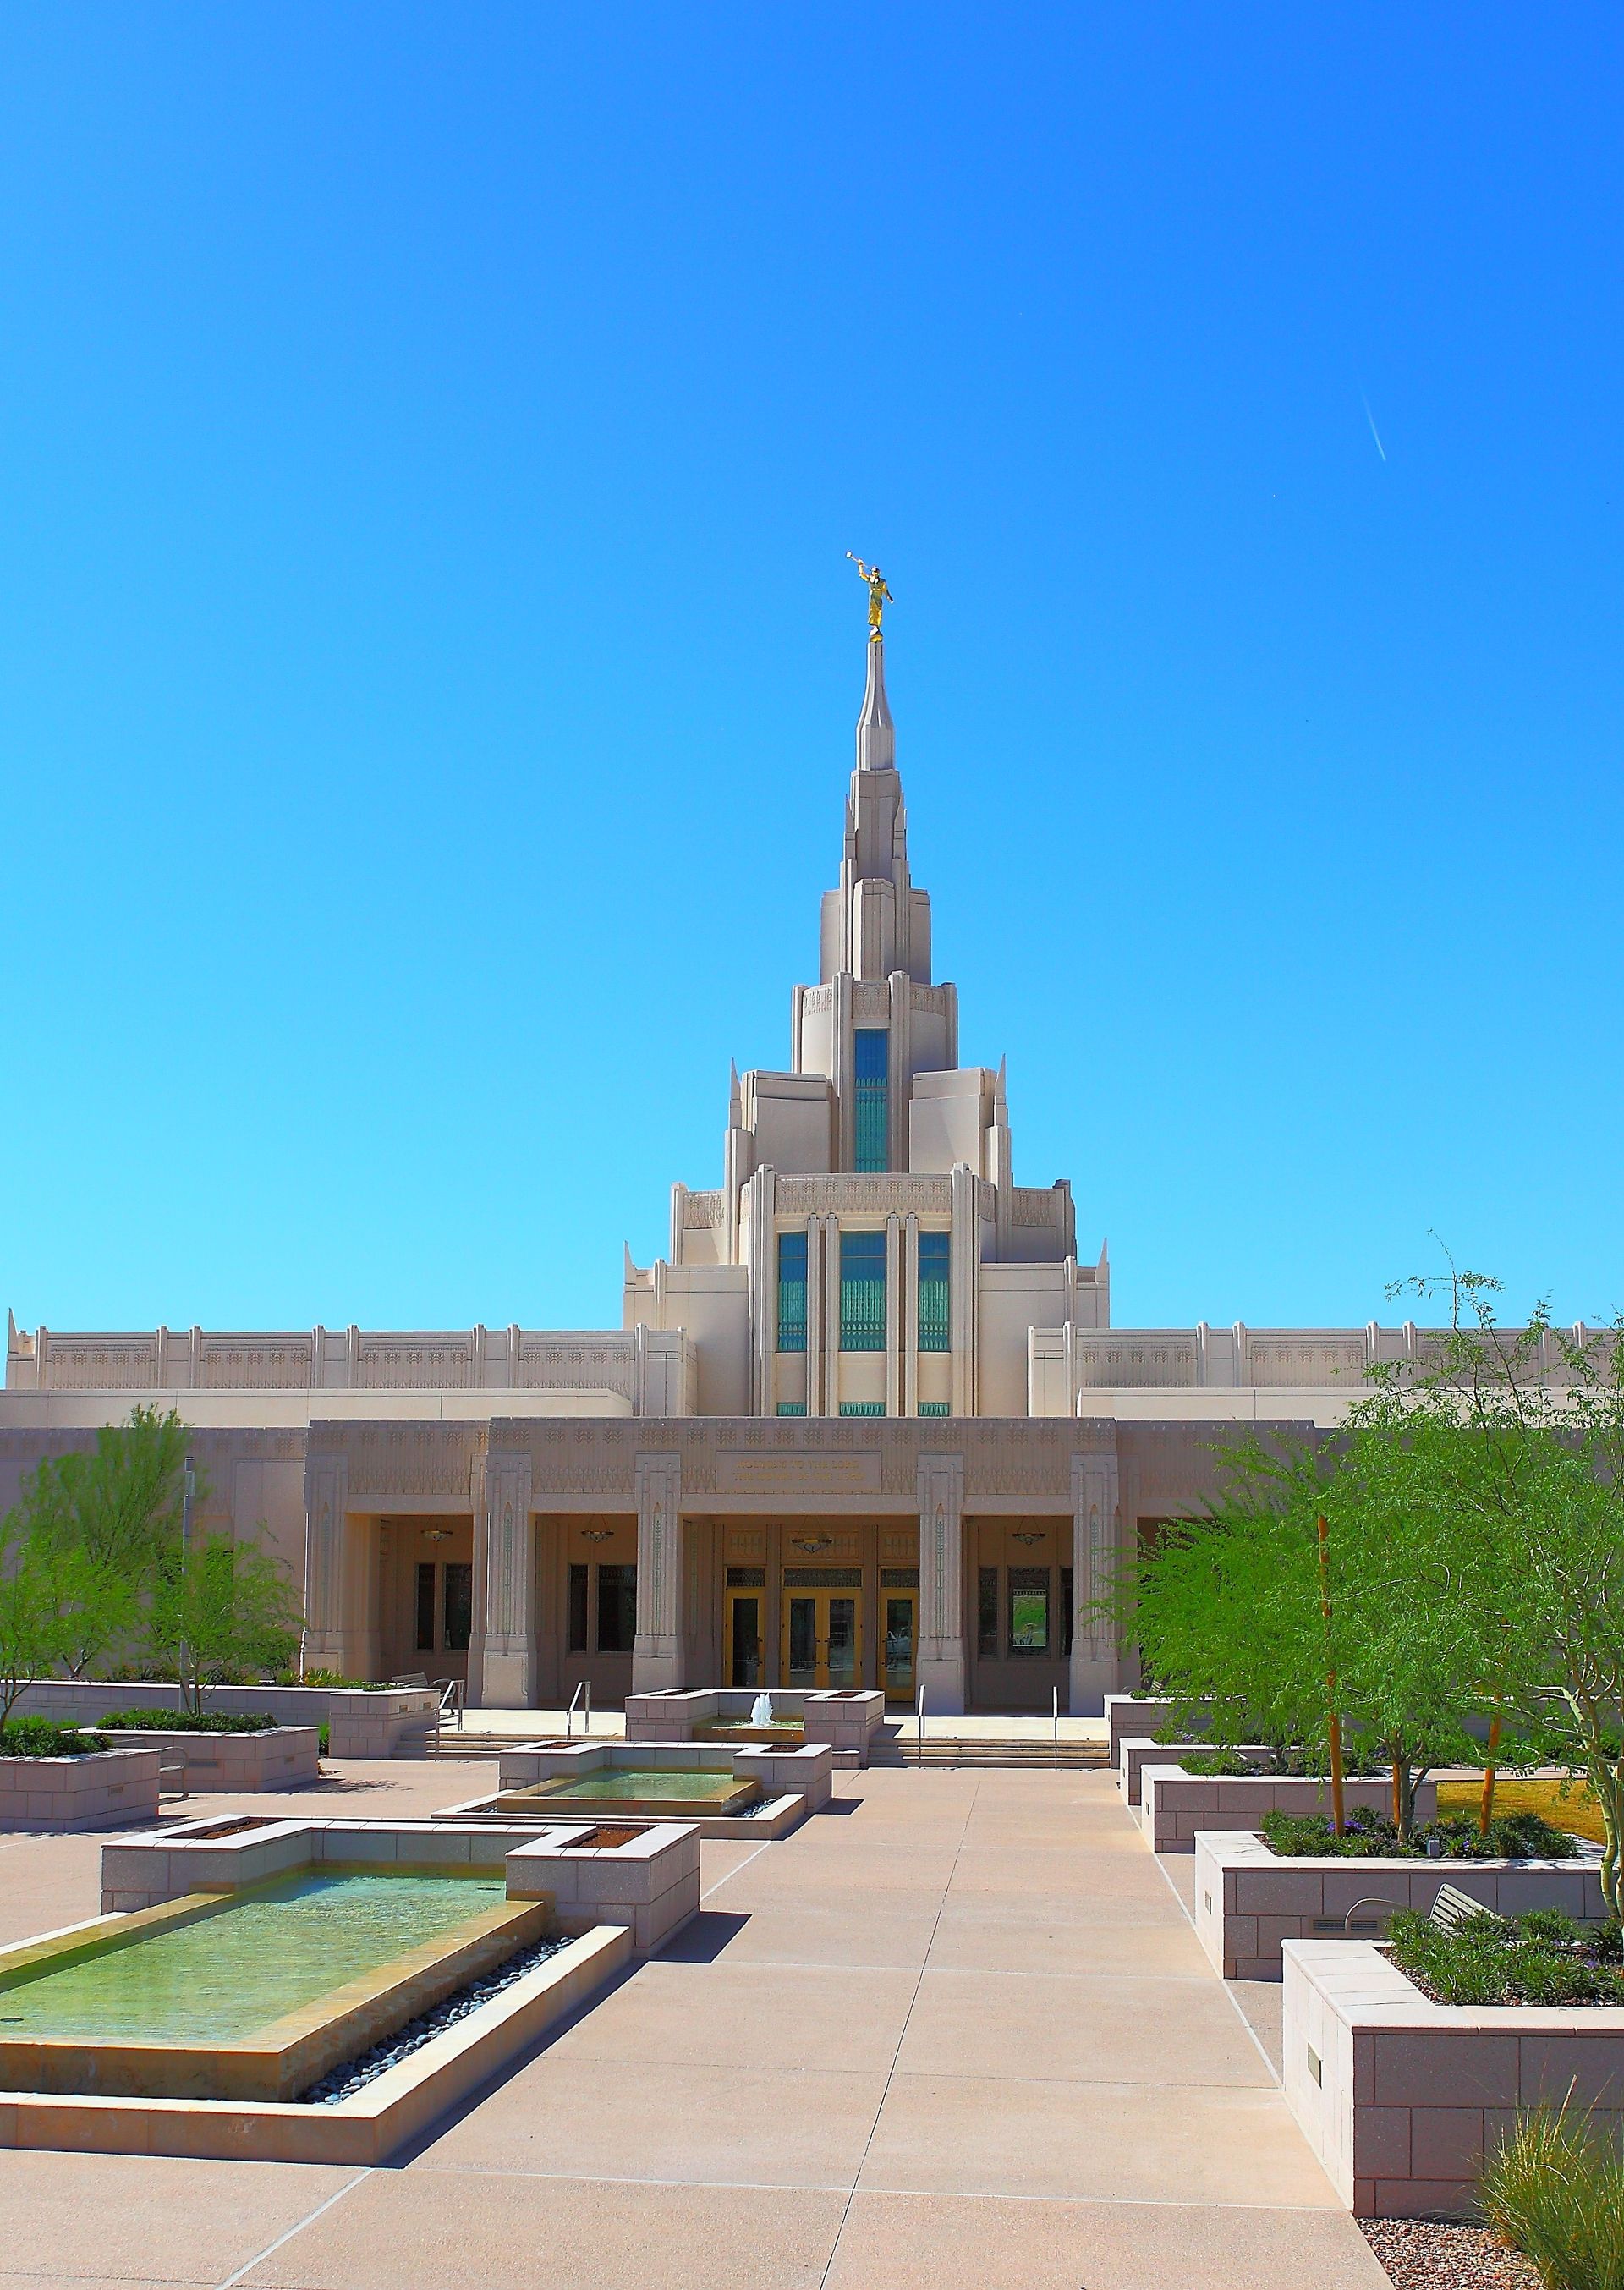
[300,1414,1192,1715]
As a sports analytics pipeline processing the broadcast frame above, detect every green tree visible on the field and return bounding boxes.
[29,1407,194,1674]
[144,1531,302,1715]
[0,1506,107,1724]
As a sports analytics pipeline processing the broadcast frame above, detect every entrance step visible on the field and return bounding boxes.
[869,1738,1108,1771]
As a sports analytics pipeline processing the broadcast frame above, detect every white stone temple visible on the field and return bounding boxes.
[3,623,1602,1711]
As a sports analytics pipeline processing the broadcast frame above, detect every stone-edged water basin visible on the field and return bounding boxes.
[495,1767,761,1820]
[0,1866,547,2101]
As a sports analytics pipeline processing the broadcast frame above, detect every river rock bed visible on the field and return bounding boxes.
[301,1936,571,2105]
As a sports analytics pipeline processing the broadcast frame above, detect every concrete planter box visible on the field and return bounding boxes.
[1119,1737,1283,1813]
[1106,1695,1197,1778]
[1139,1761,1435,1853]
[1284,1937,1624,2217]
[506,1821,701,1953]
[0,1747,161,1833]
[95,1727,321,1793]
[325,1688,439,1759]
[1196,1830,1607,1981]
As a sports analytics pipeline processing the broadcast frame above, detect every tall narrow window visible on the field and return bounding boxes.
[567,1562,589,1654]
[1061,1567,1074,1659]
[839,1229,886,1351]
[1007,1566,1049,1656]
[442,1561,473,1654]
[595,1562,637,1654]
[414,1562,436,1652]
[853,1029,888,1171]
[918,1232,951,1352]
[977,1567,1000,1661]
[776,1230,807,1352]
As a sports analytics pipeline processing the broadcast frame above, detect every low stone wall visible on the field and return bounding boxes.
[325,1689,439,1759]
[1,1747,161,1833]
[96,1727,321,1793]
[1284,1937,1624,2216]
[14,1681,437,1760]
[506,1821,700,1953]
[1195,1830,1608,1980]
[17,1681,330,1726]
[803,1691,885,1762]
[1139,1763,1435,1853]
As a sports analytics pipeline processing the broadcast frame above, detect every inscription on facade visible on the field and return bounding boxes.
[716,1449,883,1496]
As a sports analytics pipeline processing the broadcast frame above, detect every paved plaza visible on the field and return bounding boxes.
[0,1758,1392,2290]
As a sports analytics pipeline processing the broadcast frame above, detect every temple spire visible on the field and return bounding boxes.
[856,632,895,772]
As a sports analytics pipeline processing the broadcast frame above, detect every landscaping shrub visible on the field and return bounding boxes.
[1179,1747,1259,1777]
[0,1716,108,1757]
[96,1708,279,1733]
[1483,2101,1624,2289]
[1259,1806,1578,1860]
[1388,1908,1624,2006]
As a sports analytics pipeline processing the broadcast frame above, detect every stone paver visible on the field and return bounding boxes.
[0,1760,1388,2290]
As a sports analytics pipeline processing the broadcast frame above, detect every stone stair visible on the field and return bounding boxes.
[868,1738,1107,1771]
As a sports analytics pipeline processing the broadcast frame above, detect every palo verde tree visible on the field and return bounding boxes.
[144,1531,303,1716]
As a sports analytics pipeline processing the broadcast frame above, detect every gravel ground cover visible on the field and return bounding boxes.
[301,1936,570,2105]
[1360,2218,1539,2289]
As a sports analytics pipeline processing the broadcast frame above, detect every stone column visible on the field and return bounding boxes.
[478,1447,536,1708]
[1069,1445,1121,1717]
[917,1450,966,1713]
[301,1453,352,1672]
[632,1451,684,1692]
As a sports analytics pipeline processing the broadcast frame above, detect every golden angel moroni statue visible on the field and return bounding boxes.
[847,553,893,638]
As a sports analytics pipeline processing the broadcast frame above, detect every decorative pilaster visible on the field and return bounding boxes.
[1069,1446,1121,1717]
[949,1161,978,1417]
[632,1451,684,1692]
[478,1447,536,1707]
[917,1450,966,1713]
[301,1453,351,1672]
[884,1211,902,1417]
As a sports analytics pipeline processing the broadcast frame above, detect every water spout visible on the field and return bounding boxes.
[749,1692,773,1727]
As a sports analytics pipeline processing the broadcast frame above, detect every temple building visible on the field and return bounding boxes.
[3,621,1602,1711]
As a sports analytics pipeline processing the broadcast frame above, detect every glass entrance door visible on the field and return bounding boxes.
[882,1589,918,1701]
[724,1576,765,1688]
[780,1568,862,1689]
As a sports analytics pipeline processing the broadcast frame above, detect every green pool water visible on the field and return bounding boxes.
[0,1870,506,2047]
[540,1768,744,1802]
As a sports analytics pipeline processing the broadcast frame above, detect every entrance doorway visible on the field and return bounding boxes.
[881,1568,919,1702]
[781,1567,863,1689]
[724,1569,765,1689]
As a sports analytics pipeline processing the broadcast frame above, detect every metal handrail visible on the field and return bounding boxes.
[915,1684,926,1763]
[1053,1685,1061,1768]
[566,1679,587,1740]
[157,1751,189,1801]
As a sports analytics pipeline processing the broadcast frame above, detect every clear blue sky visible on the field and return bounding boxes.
[3,7,1621,1339]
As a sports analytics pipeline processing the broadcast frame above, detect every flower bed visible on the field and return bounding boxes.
[1195,1829,1606,1981]
[0,1718,108,1758]
[1262,1808,1574,1862]
[96,1709,279,1733]
[1389,1907,1624,2007]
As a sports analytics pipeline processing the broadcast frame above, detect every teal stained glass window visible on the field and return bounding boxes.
[919,1401,951,1417]
[918,1232,951,1352]
[854,1029,888,1172]
[776,1230,807,1352]
[776,1401,807,1416]
[840,1401,886,1416]
[840,1229,886,1351]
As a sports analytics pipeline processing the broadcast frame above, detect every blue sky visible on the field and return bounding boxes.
[2,6,1621,1338]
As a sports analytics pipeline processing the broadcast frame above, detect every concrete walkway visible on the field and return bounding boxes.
[0,1766,1387,2290]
